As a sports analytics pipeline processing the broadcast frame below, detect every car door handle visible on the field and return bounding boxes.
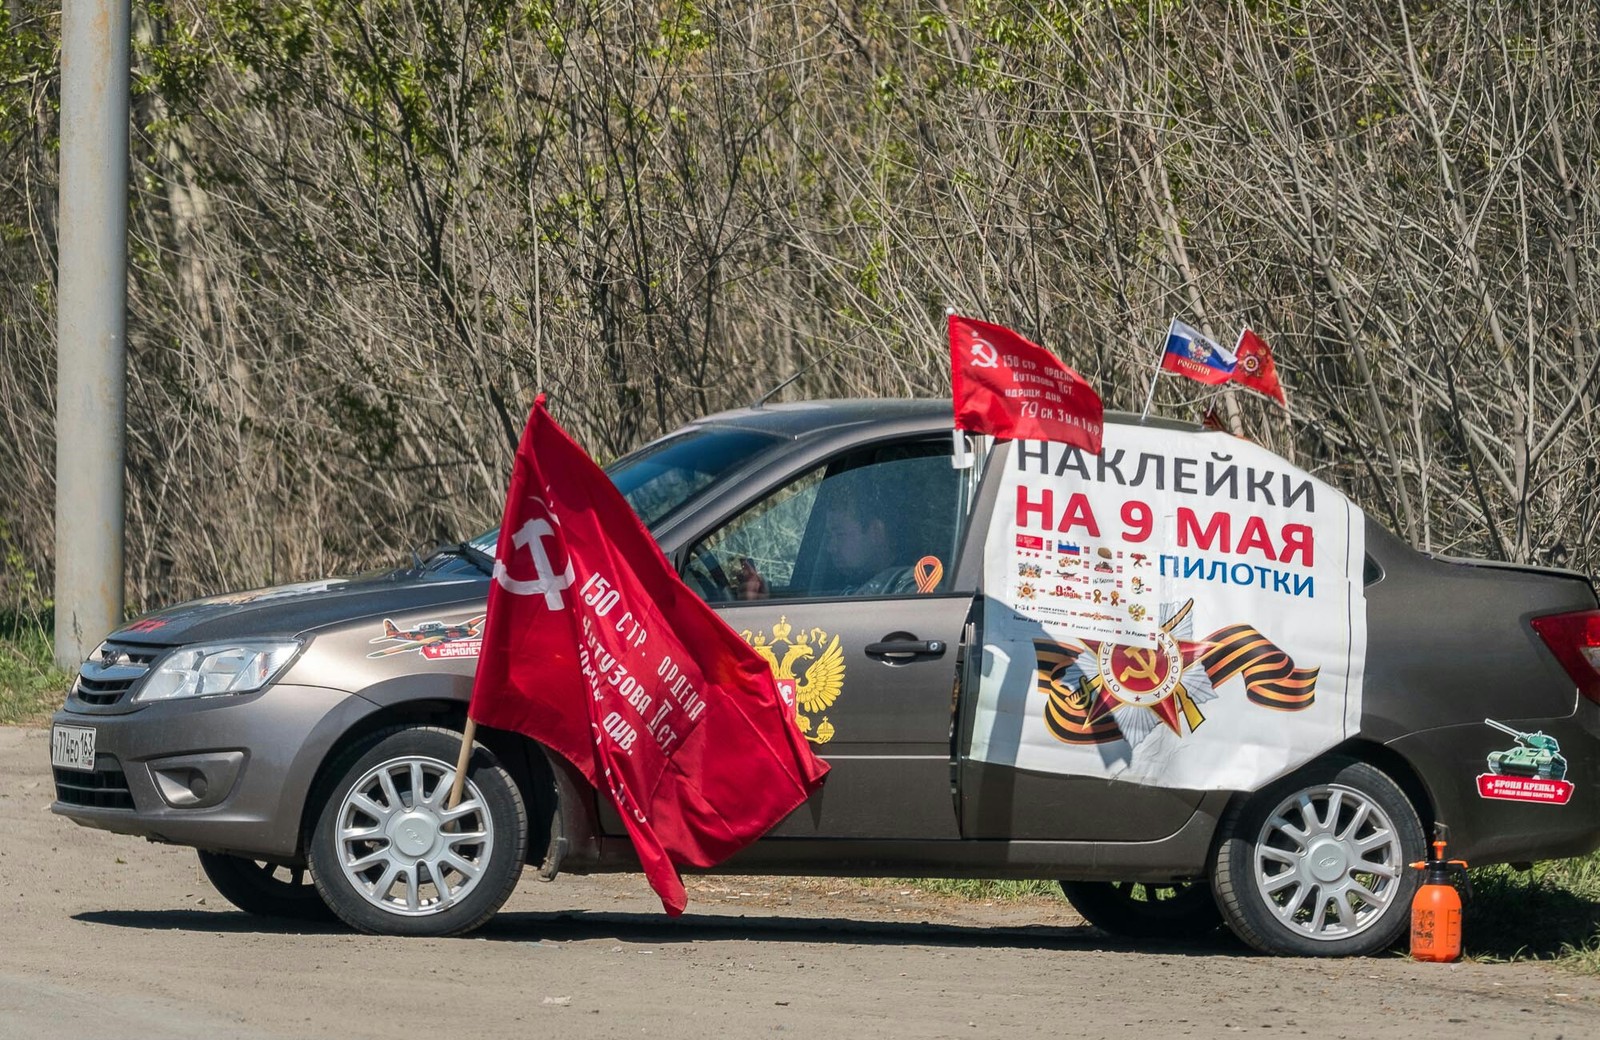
[864,639,946,660]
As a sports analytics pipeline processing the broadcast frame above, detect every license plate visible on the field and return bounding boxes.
[51,725,96,772]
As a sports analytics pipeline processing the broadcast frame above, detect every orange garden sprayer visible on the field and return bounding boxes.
[1409,833,1471,962]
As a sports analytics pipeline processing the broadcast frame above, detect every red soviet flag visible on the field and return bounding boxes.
[1231,328,1288,408]
[468,397,829,915]
[949,314,1103,452]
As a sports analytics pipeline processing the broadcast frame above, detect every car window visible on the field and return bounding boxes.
[608,427,785,527]
[460,425,784,563]
[684,439,964,602]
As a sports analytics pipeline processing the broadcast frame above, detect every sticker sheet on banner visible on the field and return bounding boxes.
[970,425,1368,793]
[1005,535,1161,645]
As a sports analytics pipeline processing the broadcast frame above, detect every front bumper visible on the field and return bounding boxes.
[50,683,378,860]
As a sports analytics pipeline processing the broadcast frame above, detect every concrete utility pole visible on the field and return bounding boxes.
[54,0,130,667]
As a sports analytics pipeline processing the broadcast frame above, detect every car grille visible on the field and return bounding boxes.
[70,641,161,708]
[53,753,135,810]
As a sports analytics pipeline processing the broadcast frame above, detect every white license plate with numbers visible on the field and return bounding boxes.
[51,725,96,772]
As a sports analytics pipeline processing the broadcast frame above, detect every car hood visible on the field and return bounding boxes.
[103,572,491,648]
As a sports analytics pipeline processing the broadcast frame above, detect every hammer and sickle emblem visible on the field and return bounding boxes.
[969,337,1000,369]
[492,501,574,610]
[1117,647,1163,686]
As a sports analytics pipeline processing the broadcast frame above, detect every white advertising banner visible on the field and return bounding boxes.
[970,425,1367,791]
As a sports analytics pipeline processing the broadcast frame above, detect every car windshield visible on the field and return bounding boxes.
[463,425,783,556]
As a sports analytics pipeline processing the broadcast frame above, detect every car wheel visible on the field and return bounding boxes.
[1059,880,1222,939]
[307,726,527,937]
[1212,756,1424,956]
[196,850,334,922]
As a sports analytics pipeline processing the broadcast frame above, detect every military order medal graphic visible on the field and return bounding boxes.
[1035,598,1321,750]
[1076,599,1215,745]
[1095,630,1190,709]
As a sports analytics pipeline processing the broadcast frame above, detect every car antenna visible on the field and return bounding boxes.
[750,344,843,408]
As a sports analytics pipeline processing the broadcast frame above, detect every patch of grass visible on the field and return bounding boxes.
[1466,852,1600,972]
[0,613,70,726]
[868,878,1065,902]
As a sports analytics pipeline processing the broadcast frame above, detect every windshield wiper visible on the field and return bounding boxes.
[428,541,494,576]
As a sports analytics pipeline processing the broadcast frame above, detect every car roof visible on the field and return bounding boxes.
[691,398,1197,441]
[691,399,951,439]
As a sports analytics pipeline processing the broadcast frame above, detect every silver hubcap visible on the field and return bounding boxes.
[334,755,494,917]
[1251,783,1403,942]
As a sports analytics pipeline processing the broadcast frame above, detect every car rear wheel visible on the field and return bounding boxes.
[308,726,527,937]
[1059,880,1222,939]
[196,850,334,922]
[1212,756,1424,956]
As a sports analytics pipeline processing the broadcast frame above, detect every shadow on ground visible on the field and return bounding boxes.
[74,906,1253,956]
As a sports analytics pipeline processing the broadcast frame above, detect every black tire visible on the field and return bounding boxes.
[1059,880,1222,939]
[196,850,335,922]
[307,726,527,937]
[1212,756,1425,956]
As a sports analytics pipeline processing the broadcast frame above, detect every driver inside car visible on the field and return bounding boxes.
[817,501,896,595]
[731,482,904,600]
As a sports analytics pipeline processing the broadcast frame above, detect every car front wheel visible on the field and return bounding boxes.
[308,726,527,937]
[1212,756,1424,956]
[196,850,333,921]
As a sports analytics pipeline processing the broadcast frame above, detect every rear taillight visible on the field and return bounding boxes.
[1530,609,1600,706]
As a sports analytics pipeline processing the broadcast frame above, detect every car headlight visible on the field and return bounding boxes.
[135,641,301,703]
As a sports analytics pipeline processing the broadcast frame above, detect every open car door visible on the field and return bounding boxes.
[953,426,1366,842]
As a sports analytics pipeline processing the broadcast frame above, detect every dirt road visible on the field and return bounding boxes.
[3,725,1597,1040]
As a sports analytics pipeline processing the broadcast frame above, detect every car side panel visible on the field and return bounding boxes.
[1386,711,1600,863]
[951,441,1209,843]
[286,601,489,695]
[1362,520,1600,861]
[590,596,972,840]
[633,791,1231,882]
[959,762,1208,841]
[1361,521,1595,738]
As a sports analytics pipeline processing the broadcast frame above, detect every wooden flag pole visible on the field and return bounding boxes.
[446,718,477,810]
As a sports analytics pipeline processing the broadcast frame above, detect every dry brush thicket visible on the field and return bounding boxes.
[0,0,1596,610]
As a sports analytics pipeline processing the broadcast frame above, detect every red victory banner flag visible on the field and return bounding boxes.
[468,397,829,915]
[1230,327,1289,408]
[949,313,1104,452]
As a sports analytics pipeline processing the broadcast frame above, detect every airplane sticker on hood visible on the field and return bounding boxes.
[368,614,487,660]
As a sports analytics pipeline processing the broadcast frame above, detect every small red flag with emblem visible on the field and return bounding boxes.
[950,314,1103,453]
[1230,328,1288,408]
[468,397,829,916]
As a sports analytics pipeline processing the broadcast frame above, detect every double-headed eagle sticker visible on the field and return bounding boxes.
[745,616,846,745]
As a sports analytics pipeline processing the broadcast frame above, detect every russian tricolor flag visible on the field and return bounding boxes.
[1159,320,1236,386]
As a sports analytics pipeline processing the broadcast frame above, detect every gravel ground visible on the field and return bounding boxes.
[4,725,1598,1040]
